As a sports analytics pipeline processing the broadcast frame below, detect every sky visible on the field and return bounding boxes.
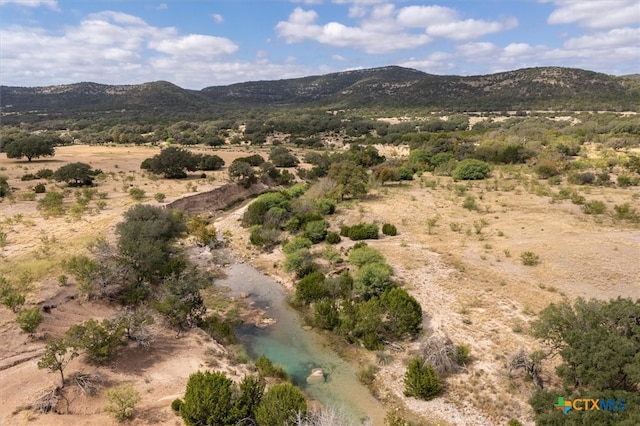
[0,0,639,89]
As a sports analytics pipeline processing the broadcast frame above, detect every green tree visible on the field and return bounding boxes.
[328,160,368,200]
[104,383,141,421]
[37,337,80,386]
[229,160,257,188]
[152,269,207,336]
[348,245,384,267]
[116,205,186,283]
[380,288,422,340]
[141,147,199,178]
[255,382,307,426]
[269,146,299,167]
[531,297,640,392]
[180,371,235,426]
[65,318,125,364]
[295,271,327,304]
[314,298,340,330]
[229,375,265,422]
[3,134,56,162]
[53,162,94,186]
[403,357,442,400]
[16,307,44,335]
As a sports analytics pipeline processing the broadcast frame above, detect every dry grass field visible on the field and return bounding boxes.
[1,144,639,425]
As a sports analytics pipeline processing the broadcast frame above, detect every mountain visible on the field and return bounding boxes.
[1,66,638,124]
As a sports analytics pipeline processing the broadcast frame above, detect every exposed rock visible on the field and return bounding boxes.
[306,368,325,384]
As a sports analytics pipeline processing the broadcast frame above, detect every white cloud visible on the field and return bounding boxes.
[544,0,640,29]
[428,17,518,41]
[150,34,238,57]
[212,13,224,24]
[0,0,58,10]
[276,6,431,54]
[277,4,517,54]
[397,5,458,27]
[0,11,249,88]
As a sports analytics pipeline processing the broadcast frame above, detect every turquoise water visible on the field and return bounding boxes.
[217,261,387,425]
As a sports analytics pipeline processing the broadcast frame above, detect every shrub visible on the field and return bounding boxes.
[568,171,595,185]
[617,174,640,187]
[380,287,422,340]
[303,220,329,244]
[520,251,540,266]
[314,299,340,330]
[348,246,384,267]
[154,192,166,202]
[284,248,316,278]
[582,200,607,215]
[171,398,183,413]
[403,357,442,400]
[36,168,54,179]
[326,231,341,244]
[128,187,145,201]
[381,223,397,236]
[614,203,640,222]
[296,271,327,304]
[34,182,46,193]
[462,195,477,210]
[452,159,491,181]
[16,307,44,334]
[180,371,234,425]
[356,262,394,299]
[255,354,289,380]
[104,383,141,421]
[248,226,279,249]
[316,197,336,215]
[283,236,312,254]
[254,383,307,426]
[37,191,66,217]
[341,223,379,240]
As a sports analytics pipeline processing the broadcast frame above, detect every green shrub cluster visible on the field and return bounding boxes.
[382,223,397,236]
[340,223,379,240]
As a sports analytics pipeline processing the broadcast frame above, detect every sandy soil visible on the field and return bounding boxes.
[1,144,639,425]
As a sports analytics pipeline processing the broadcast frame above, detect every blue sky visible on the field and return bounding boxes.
[1,0,638,89]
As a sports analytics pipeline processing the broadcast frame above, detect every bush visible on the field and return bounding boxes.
[341,223,379,240]
[382,223,397,236]
[284,248,317,278]
[180,371,234,426]
[104,383,141,421]
[326,231,341,244]
[462,195,477,210]
[154,192,166,202]
[296,271,327,304]
[282,236,312,254]
[614,203,640,222]
[34,182,46,193]
[356,262,394,299]
[348,246,384,267]
[171,398,183,413]
[255,354,289,380]
[568,171,595,185]
[16,307,44,334]
[520,251,540,266]
[37,191,66,217]
[314,299,340,330]
[582,200,607,215]
[452,159,491,181]
[303,220,329,244]
[403,357,442,400]
[316,197,336,215]
[128,187,145,201]
[254,383,307,426]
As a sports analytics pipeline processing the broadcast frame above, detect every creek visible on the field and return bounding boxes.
[216,260,388,425]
